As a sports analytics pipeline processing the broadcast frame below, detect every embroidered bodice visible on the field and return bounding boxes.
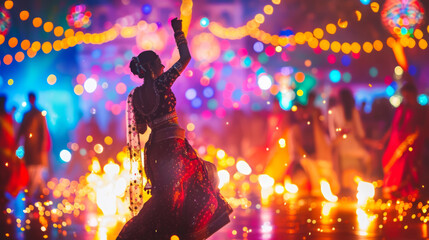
[132,66,181,131]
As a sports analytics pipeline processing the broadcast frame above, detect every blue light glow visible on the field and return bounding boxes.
[185,88,197,100]
[203,67,215,79]
[341,55,351,66]
[241,56,252,68]
[203,87,214,98]
[232,89,242,101]
[191,98,202,108]
[360,0,370,5]
[258,53,269,64]
[223,50,235,62]
[409,65,417,76]
[142,4,152,15]
[216,80,226,91]
[221,65,233,77]
[386,85,395,96]
[329,70,341,83]
[418,94,428,105]
[253,42,264,53]
[343,72,352,83]
[200,17,209,27]
[91,49,101,59]
[207,99,218,110]
[369,67,378,78]
[16,146,24,159]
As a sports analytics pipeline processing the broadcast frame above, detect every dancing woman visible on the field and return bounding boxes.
[116,18,232,240]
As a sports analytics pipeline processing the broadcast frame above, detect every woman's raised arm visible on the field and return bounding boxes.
[171,18,191,74]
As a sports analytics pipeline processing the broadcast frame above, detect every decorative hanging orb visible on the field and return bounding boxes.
[0,7,11,36]
[67,4,92,29]
[381,0,425,38]
[190,33,221,64]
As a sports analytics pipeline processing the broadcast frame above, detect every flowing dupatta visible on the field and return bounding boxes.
[126,89,144,217]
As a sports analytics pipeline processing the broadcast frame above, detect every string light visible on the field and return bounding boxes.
[2,0,428,67]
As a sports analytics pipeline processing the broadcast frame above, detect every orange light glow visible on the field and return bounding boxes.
[15,52,24,62]
[20,10,29,21]
[3,55,13,65]
[4,0,13,9]
[33,17,42,28]
[43,22,54,32]
[8,37,18,48]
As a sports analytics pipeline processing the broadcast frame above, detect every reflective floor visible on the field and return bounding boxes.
[3,193,429,240]
[210,197,429,240]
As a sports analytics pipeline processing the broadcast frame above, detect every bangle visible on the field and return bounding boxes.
[174,31,184,37]
[175,34,187,46]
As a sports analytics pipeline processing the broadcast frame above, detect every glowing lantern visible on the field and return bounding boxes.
[190,33,220,64]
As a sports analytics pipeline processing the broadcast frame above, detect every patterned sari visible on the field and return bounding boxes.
[117,65,232,240]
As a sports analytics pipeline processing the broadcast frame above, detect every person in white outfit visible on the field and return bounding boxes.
[328,88,369,195]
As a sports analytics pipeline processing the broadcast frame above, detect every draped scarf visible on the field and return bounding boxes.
[126,89,144,216]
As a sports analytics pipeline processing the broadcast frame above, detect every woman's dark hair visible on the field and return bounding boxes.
[339,88,355,121]
[129,50,159,79]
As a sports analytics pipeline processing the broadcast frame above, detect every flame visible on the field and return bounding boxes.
[356,180,375,206]
[284,183,298,194]
[258,174,275,189]
[274,184,285,194]
[91,158,101,173]
[103,161,120,178]
[356,208,377,234]
[284,177,298,194]
[96,183,117,216]
[321,202,336,216]
[320,180,338,202]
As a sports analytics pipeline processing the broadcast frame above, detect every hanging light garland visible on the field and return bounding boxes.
[1,0,428,67]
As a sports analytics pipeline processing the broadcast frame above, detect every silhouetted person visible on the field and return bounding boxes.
[117,18,231,239]
[328,88,369,196]
[16,92,50,202]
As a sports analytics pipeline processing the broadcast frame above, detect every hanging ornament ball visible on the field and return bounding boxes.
[67,4,92,29]
[0,7,11,36]
[381,0,425,38]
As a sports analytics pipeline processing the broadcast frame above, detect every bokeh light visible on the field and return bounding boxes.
[418,94,428,105]
[257,74,272,90]
[329,70,341,83]
[185,88,197,100]
[47,74,57,85]
[200,17,209,27]
[84,78,97,93]
[60,149,72,163]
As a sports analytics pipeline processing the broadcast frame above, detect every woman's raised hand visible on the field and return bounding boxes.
[171,17,182,33]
